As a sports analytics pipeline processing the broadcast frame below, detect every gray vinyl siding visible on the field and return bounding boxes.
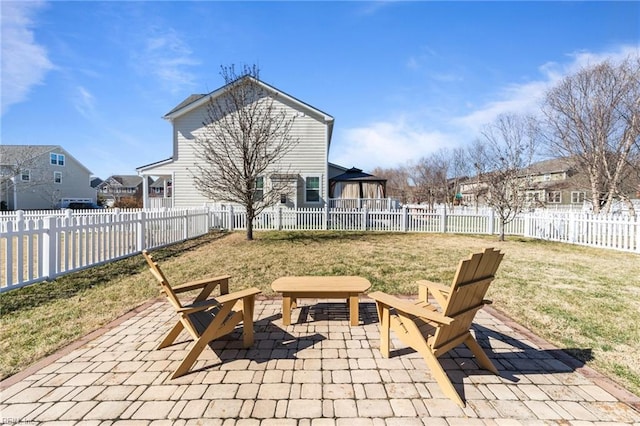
[12,148,95,210]
[163,95,330,208]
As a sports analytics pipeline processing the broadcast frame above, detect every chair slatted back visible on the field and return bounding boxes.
[433,248,503,350]
[142,250,184,311]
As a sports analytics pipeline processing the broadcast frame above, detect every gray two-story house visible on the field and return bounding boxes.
[0,145,96,210]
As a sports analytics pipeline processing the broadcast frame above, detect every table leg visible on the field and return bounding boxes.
[282,296,292,326]
[349,294,359,326]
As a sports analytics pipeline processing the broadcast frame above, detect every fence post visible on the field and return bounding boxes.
[440,208,447,233]
[41,216,57,280]
[183,210,189,240]
[137,210,146,251]
[227,206,234,231]
[488,210,495,235]
[277,207,283,230]
[362,206,369,231]
[568,213,576,243]
[402,205,408,232]
[324,203,329,230]
[523,212,531,237]
[636,215,640,253]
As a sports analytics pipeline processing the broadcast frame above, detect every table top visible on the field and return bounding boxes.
[271,276,371,293]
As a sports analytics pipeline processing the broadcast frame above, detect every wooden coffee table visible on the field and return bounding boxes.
[271,276,371,326]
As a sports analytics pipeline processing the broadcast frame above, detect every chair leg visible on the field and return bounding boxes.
[417,344,465,407]
[376,303,391,358]
[158,321,185,349]
[464,333,499,374]
[170,303,238,379]
[242,296,256,347]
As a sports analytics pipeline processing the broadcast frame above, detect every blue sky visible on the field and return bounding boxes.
[2,1,639,180]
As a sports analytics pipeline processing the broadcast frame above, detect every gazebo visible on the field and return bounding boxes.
[329,167,387,209]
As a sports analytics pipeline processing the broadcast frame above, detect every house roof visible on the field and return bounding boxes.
[136,157,174,173]
[163,75,334,142]
[150,176,171,188]
[100,175,143,188]
[524,157,573,175]
[0,144,93,175]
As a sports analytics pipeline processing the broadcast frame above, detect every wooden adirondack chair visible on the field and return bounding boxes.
[142,250,261,379]
[369,247,504,407]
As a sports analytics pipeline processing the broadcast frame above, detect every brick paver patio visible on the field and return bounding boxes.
[1,297,639,424]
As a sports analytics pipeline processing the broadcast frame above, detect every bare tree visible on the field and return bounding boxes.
[471,114,538,241]
[541,56,640,214]
[193,65,298,240]
[370,166,412,204]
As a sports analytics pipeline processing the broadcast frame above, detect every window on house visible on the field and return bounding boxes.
[50,153,65,166]
[305,176,320,203]
[21,169,30,181]
[253,176,264,201]
[571,191,585,204]
[547,191,561,203]
[54,171,62,184]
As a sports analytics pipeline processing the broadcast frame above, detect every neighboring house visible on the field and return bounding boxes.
[458,157,636,209]
[137,76,336,209]
[149,176,172,198]
[97,175,149,207]
[0,145,96,210]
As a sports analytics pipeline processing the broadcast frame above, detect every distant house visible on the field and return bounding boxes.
[0,145,96,210]
[137,75,339,209]
[457,157,636,209]
[97,175,150,207]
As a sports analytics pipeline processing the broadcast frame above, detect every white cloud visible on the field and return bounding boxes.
[73,86,96,119]
[331,118,454,172]
[132,27,199,94]
[334,44,639,170]
[1,1,54,115]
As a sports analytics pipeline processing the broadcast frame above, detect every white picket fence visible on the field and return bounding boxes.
[1,206,638,292]
[0,208,211,292]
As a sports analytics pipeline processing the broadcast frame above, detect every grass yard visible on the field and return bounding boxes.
[1,230,639,397]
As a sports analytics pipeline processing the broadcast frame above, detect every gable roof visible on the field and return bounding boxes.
[163,75,334,141]
[0,144,92,175]
[99,175,144,188]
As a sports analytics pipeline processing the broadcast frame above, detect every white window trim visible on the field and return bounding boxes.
[50,153,66,166]
[54,171,62,184]
[547,191,561,203]
[304,175,322,204]
[21,169,30,181]
[571,191,585,204]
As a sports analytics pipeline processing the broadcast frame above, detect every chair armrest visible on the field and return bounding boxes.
[416,280,450,294]
[172,275,232,293]
[369,291,454,325]
[416,280,450,308]
[177,287,262,314]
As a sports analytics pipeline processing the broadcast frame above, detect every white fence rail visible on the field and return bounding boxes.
[1,208,211,292]
[1,206,638,292]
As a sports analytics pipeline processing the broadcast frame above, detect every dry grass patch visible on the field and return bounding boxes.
[1,230,639,397]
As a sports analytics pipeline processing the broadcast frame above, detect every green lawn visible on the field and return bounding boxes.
[1,230,639,397]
